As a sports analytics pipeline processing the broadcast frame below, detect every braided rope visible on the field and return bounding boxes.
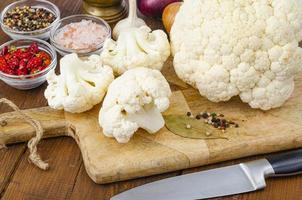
[0,98,49,170]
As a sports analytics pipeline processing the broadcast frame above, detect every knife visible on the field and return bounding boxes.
[111,149,302,200]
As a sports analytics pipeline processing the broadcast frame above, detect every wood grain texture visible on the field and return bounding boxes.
[1,73,302,185]
[182,84,302,163]
[0,0,302,200]
[2,138,82,200]
[0,91,210,184]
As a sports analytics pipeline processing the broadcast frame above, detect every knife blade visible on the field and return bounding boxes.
[111,149,302,200]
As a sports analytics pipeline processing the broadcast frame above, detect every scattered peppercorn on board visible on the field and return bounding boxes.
[0,73,302,184]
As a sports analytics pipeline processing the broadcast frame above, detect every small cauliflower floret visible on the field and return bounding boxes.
[171,0,302,110]
[45,53,114,113]
[101,26,170,75]
[99,67,171,143]
[101,0,170,76]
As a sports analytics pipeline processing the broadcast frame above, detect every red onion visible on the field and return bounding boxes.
[137,0,181,18]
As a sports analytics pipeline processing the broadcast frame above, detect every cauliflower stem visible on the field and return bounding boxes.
[126,103,165,133]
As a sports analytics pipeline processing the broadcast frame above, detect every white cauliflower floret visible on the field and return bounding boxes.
[171,0,302,110]
[99,67,171,143]
[101,26,170,75]
[45,53,114,113]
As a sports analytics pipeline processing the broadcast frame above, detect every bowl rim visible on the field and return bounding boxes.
[0,0,61,35]
[50,14,111,54]
[0,37,57,79]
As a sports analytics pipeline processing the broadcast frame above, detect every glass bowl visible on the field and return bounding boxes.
[0,38,57,90]
[0,0,60,40]
[50,14,111,57]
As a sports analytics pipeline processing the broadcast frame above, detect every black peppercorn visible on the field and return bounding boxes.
[201,112,209,119]
[199,111,239,132]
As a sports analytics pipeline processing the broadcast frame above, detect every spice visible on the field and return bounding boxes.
[3,6,56,32]
[164,115,228,140]
[0,42,51,76]
[187,111,239,132]
[210,112,217,117]
[205,132,211,136]
[54,20,108,50]
[201,112,209,119]
[186,124,191,129]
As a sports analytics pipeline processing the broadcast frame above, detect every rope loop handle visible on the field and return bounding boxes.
[0,98,49,170]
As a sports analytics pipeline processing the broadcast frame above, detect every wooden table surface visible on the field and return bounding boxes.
[0,0,302,200]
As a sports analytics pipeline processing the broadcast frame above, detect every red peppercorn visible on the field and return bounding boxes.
[29,42,39,54]
[17,68,28,76]
[38,65,46,71]
[37,51,51,60]
[19,51,33,60]
[37,51,51,66]
[4,68,15,75]
[0,42,51,76]
[7,57,19,70]
[0,56,8,71]
[1,46,9,56]
[19,58,28,69]
[12,49,23,59]
[4,53,13,61]
[27,57,42,69]
[30,67,42,74]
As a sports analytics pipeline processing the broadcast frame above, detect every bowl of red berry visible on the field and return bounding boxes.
[0,38,57,90]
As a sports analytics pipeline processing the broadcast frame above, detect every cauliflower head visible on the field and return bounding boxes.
[171,0,302,110]
[99,67,171,143]
[45,53,114,113]
[101,26,171,75]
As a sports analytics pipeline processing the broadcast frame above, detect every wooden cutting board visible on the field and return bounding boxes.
[0,73,302,184]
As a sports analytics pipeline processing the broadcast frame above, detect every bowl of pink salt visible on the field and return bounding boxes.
[50,14,111,56]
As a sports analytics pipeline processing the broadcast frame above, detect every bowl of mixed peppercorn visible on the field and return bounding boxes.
[0,38,57,90]
[0,0,60,40]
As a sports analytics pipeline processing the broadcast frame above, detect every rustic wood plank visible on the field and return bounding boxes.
[239,176,302,200]
[2,138,82,200]
[0,77,49,197]
[1,91,196,184]
[0,0,85,199]
[0,145,26,198]
[69,164,181,200]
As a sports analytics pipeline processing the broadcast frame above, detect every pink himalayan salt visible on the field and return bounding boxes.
[54,20,108,50]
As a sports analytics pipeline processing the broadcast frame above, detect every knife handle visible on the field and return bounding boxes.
[266,149,302,176]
